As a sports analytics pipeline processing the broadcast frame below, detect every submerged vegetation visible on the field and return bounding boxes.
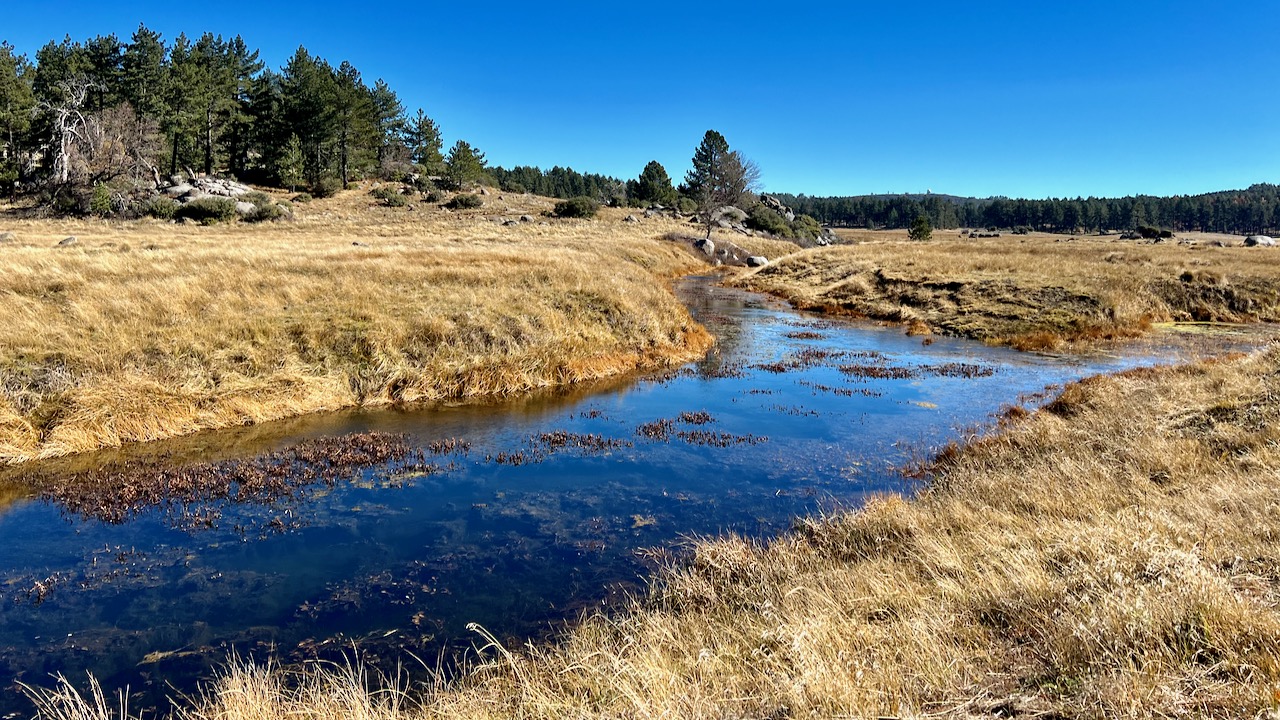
[28,345,1280,718]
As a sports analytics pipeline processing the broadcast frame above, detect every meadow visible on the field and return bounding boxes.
[741,229,1280,350]
[0,191,713,464]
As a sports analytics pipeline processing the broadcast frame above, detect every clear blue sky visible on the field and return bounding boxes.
[3,1,1277,199]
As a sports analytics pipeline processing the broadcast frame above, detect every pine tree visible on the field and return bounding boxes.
[444,140,486,189]
[405,109,443,174]
[631,160,677,206]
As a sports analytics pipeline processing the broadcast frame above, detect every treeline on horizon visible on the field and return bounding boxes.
[774,184,1280,236]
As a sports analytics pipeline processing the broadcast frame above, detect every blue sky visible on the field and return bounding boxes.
[3,1,1277,199]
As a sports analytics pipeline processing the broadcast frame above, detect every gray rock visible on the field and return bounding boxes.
[57,236,78,247]
[711,206,748,224]
[644,209,660,219]
[235,202,257,216]
[624,214,639,223]
[0,232,15,243]
[503,220,520,226]
[164,183,193,197]
[1244,235,1275,247]
[747,256,769,267]
[694,238,715,256]
[169,174,184,186]
[520,215,535,223]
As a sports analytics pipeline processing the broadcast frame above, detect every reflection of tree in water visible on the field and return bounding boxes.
[674,276,757,379]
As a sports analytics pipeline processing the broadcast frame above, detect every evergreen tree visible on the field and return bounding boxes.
[629,160,677,206]
[368,79,405,173]
[444,140,487,188]
[683,130,760,237]
[405,109,443,173]
[0,43,35,192]
[120,25,166,120]
[908,214,932,241]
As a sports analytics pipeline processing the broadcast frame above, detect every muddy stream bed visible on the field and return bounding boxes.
[0,275,1268,716]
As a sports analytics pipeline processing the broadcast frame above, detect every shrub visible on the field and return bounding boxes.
[310,176,342,199]
[908,215,933,242]
[89,183,113,217]
[793,214,824,240]
[242,191,274,208]
[139,196,178,220]
[245,201,289,223]
[444,193,483,210]
[371,185,409,207]
[676,197,698,214]
[174,197,238,225]
[424,189,445,203]
[746,203,793,237]
[292,193,313,203]
[552,196,599,219]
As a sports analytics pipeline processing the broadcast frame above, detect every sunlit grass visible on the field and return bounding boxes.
[740,230,1280,349]
[0,189,714,463]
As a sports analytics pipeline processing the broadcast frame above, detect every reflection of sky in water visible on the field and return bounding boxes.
[0,276,1260,714]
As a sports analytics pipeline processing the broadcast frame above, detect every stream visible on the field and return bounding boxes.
[0,275,1265,716]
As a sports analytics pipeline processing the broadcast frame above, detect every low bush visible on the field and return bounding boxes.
[244,201,289,223]
[746,203,793,237]
[424,189,445,204]
[310,176,342,199]
[371,185,409,207]
[793,214,824,240]
[676,197,698,214]
[138,196,178,220]
[444,193,483,210]
[292,193,313,203]
[552,196,599,219]
[174,197,238,225]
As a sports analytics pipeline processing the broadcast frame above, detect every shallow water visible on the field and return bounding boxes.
[0,276,1264,715]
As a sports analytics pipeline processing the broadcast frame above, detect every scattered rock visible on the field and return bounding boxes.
[352,241,368,247]
[747,256,769,267]
[503,220,520,227]
[694,238,715,257]
[163,183,193,197]
[624,214,639,223]
[519,215,535,223]
[0,232,15,243]
[1244,235,1275,247]
[234,202,257,216]
[644,209,660,219]
[57,236,78,247]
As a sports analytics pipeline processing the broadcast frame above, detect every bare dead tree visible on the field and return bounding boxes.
[38,77,98,186]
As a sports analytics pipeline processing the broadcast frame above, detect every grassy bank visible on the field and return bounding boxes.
[738,231,1280,349]
[32,344,1280,718]
[0,191,713,464]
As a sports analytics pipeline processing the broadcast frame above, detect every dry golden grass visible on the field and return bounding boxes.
[740,231,1280,349]
[0,188,714,463]
[34,343,1280,719]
